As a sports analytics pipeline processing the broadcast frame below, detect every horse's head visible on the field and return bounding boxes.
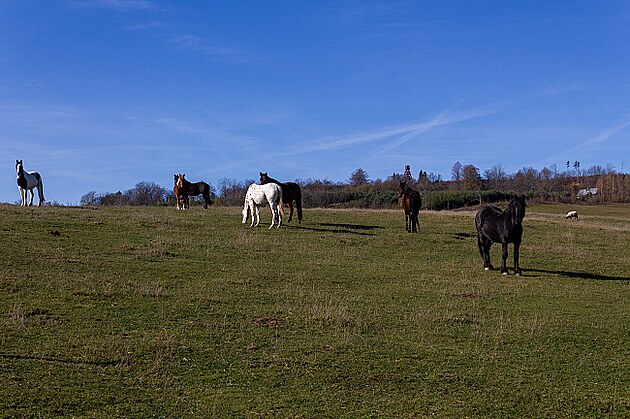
[260,172,268,185]
[16,160,23,175]
[510,195,527,224]
[398,180,408,198]
[176,174,185,189]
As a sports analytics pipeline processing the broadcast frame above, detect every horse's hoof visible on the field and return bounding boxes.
[502,272,509,276]
[515,272,522,276]
[484,267,491,271]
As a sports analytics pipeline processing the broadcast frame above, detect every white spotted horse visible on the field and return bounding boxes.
[259,172,302,224]
[16,160,45,207]
[242,183,284,229]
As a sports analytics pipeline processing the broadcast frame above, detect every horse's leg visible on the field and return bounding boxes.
[255,205,260,227]
[478,234,494,270]
[513,241,522,276]
[405,213,410,232]
[268,202,276,229]
[287,201,294,223]
[18,187,25,206]
[296,196,302,224]
[28,189,35,206]
[412,213,418,233]
[500,242,509,275]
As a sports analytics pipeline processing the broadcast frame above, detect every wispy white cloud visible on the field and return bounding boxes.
[576,118,630,150]
[168,35,248,61]
[547,116,630,162]
[296,102,506,155]
[202,101,508,177]
[124,21,164,31]
[72,0,156,11]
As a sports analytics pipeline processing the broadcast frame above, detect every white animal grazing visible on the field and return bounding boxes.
[16,160,45,207]
[241,183,284,229]
[565,210,579,220]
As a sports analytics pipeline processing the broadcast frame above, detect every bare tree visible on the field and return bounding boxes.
[451,161,463,188]
[484,164,507,190]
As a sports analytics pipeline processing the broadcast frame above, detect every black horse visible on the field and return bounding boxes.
[399,181,421,233]
[259,172,303,223]
[178,174,212,209]
[475,195,526,275]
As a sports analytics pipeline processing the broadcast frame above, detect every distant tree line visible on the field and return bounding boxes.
[80,181,215,207]
[80,162,629,209]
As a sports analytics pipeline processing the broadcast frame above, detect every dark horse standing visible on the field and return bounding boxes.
[259,172,303,223]
[177,174,212,209]
[475,195,526,276]
[399,181,421,233]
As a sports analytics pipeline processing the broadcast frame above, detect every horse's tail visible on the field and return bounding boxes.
[35,172,44,204]
[202,183,211,209]
[278,189,285,220]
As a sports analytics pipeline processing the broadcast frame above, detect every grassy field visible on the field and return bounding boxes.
[1,203,628,417]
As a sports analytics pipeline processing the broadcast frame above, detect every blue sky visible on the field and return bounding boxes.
[1,0,629,204]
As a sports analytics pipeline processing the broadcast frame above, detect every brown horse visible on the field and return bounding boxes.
[173,174,188,210]
[399,181,421,233]
[259,172,303,223]
[177,174,212,209]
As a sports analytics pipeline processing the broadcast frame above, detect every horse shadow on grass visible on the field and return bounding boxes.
[289,223,384,236]
[525,268,629,282]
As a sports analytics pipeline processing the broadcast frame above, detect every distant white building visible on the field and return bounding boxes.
[577,188,598,199]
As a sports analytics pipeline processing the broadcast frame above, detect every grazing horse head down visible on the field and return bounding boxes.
[16,160,45,207]
[475,195,526,276]
[259,172,303,224]
[242,183,284,229]
[399,181,421,233]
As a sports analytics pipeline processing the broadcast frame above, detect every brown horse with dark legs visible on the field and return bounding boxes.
[475,195,526,276]
[177,174,212,209]
[173,174,188,210]
[399,181,421,233]
[259,172,303,223]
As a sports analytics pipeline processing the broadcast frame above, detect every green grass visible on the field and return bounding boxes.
[1,203,628,417]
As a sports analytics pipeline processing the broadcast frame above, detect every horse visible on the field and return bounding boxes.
[242,183,284,229]
[173,174,189,210]
[177,174,212,209]
[475,195,526,276]
[565,210,579,220]
[399,181,421,233]
[259,172,303,224]
[16,160,45,207]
